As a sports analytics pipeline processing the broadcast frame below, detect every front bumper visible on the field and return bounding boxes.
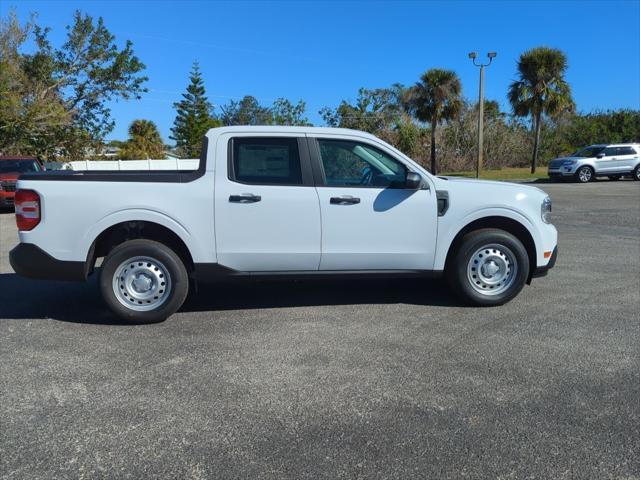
[531,246,558,279]
[10,243,88,281]
[548,168,575,178]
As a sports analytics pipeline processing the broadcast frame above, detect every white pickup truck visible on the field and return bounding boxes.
[10,126,558,323]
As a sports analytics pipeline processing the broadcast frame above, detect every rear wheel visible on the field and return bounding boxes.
[446,229,530,306]
[575,166,594,183]
[633,165,640,181]
[99,239,189,323]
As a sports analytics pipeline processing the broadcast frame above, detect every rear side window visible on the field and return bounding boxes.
[617,146,637,155]
[231,137,302,185]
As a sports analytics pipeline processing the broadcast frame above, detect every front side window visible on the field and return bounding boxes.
[231,137,302,185]
[317,140,407,188]
[603,147,618,157]
[572,146,604,158]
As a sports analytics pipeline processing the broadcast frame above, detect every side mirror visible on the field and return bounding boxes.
[596,153,605,159]
[405,172,422,190]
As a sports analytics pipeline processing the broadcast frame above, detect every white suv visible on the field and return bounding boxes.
[548,144,640,183]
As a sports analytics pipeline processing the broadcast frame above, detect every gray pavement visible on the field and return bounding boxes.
[1,180,639,479]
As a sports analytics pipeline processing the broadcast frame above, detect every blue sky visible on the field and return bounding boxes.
[4,0,640,143]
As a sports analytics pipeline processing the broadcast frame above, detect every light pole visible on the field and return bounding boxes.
[468,51,496,178]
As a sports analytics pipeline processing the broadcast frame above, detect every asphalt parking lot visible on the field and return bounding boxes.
[1,180,639,479]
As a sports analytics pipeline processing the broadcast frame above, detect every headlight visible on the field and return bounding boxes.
[541,196,552,223]
[562,160,576,165]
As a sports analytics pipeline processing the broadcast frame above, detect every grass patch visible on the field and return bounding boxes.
[440,167,549,181]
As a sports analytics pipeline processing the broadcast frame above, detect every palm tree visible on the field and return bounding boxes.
[508,47,574,173]
[405,69,462,174]
[121,119,165,159]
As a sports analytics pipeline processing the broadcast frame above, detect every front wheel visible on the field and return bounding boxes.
[575,166,594,183]
[446,229,530,306]
[99,239,189,323]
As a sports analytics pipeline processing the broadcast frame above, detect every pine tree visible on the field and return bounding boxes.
[170,62,219,158]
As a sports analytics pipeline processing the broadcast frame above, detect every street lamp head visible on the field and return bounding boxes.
[468,51,478,60]
[487,52,497,59]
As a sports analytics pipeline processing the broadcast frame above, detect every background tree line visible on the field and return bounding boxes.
[2,10,639,170]
[0,10,147,159]
[168,61,311,158]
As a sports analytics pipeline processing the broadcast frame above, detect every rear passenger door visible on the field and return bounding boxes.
[214,135,321,271]
[614,146,638,172]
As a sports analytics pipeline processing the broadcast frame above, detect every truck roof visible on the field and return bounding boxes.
[206,125,381,140]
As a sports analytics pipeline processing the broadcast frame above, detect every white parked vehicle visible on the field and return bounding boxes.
[547,143,640,183]
[10,127,558,323]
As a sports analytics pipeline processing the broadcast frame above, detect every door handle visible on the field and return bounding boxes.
[229,194,261,203]
[330,196,360,205]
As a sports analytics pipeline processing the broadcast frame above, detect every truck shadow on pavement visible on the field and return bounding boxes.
[0,272,459,325]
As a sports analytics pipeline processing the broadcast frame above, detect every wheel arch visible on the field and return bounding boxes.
[86,220,195,276]
[443,216,537,283]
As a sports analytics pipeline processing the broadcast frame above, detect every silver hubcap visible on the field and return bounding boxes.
[635,168,640,180]
[467,244,518,296]
[112,256,172,311]
[578,167,592,182]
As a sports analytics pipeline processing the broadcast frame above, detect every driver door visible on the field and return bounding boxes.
[309,136,438,271]
[595,146,618,173]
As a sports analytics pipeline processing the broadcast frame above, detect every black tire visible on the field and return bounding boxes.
[575,165,594,183]
[446,229,530,306]
[608,175,621,181]
[99,239,189,323]
[633,165,640,181]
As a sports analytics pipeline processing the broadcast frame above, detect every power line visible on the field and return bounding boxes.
[116,32,319,63]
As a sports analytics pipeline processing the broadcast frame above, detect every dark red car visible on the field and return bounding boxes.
[0,156,43,209]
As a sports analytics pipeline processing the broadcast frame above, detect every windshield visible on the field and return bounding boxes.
[0,160,42,173]
[571,146,604,158]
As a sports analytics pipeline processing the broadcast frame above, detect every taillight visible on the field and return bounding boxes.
[15,189,41,231]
